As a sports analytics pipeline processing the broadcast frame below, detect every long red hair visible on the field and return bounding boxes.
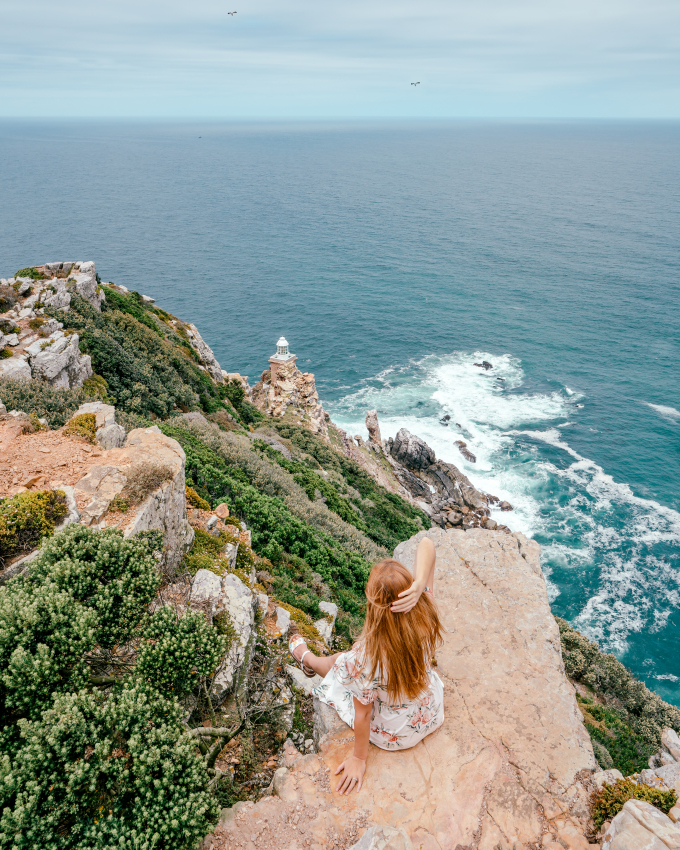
[359,558,443,701]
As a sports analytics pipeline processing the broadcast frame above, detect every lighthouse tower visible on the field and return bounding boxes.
[268,336,297,382]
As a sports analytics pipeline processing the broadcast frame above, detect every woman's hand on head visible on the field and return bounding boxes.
[335,755,366,795]
[391,580,424,613]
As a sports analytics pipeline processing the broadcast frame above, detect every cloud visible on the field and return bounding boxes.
[1,0,678,116]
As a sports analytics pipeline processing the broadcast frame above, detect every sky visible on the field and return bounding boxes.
[1,0,679,118]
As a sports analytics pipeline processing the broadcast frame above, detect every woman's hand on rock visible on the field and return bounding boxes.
[391,580,424,613]
[335,755,366,794]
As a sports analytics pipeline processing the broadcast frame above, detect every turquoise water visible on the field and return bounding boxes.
[1,119,679,701]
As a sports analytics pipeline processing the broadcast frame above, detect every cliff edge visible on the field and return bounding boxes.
[211,528,597,850]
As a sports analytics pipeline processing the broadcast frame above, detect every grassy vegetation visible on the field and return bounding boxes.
[590,778,677,829]
[558,617,680,770]
[63,412,97,444]
[0,490,68,565]
[0,378,96,429]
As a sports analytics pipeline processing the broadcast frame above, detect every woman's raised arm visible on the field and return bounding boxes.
[390,536,436,613]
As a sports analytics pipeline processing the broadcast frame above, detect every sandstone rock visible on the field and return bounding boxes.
[603,800,680,850]
[662,729,680,763]
[314,600,339,643]
[27,331,92,389]
[286,664,323,696]
[257,592,269,614]
[365,410,382,448]
[500,500,513,511]
[670,807,680,824]
[71,261,104,311]
[655,764,680,786]
[75,465,127,524]
[213,527,594,850]
[592,769,624,789]
[349,825,414,850]
[214,503,230,519]
[41,279,71,311]
[74,402,126,449]
[0,355,31,381]
[274,606,291,638]
[116,427,194,573]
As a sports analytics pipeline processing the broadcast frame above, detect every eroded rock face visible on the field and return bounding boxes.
[26,331,92,389]
[603,799,680,850]
[0,355,31,381]
[185,323,225,384]
[189,568,257,702]
[365,410,382,448]
[213,528,596,850]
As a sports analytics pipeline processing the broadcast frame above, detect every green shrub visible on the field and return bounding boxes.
[0,683,218,850]
[25,524,161,649]
[0,490,68,564]
[590,778,678,829]
[577,694,651,775]
[186,485,210,510]
[0,349,12,360]
[45,291,232,420]
[0,379,95,429]
[81,373,112,402]
[136,606,229,698]
[14,267,44,280]
[108,494,130,513]
[558,618,680,752]
[63,412,97,443]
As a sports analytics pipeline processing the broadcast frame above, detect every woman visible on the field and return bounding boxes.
[289,536,444,795]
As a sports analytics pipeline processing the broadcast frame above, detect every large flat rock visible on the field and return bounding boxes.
[211,528,596,850]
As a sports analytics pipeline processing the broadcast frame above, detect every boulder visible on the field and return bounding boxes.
[662,729,680,763]
[0,355,31,381]
[26,331,92,389]
[602,800,680,850]
[274,606,291,638]
[314,600,339,643]
[75,465,127,525]
[190,569,257,702]
[119,427,194,573]
[74,402,126,449]
[592,769,624,790]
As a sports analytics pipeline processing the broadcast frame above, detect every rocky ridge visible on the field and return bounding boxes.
[252,358,329,439]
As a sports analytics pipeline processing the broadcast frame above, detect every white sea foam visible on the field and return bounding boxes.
[644,402,680,420]
[327,350,680,675]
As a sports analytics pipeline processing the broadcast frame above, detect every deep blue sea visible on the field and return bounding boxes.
[1,119,679,702]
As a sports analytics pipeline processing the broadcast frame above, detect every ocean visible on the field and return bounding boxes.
[1,119,679,702]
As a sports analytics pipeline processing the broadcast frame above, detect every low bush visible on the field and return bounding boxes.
[0,524,227,848]
[82,373,112,402]
[577,694,651,775]
[0,286,18,313]
[0,490,68,565]
[558,618,680,752]
[590,778,677,830]
[0,683,218,850]
[136,606,230,698]
[0,379,94,429]
[0,349,12,360]
[121,461,176,505]
[186,485,210,510]
[63,412,97,443]
[14,267,44,280]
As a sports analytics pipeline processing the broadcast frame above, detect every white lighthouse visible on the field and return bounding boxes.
[269,336,297,382]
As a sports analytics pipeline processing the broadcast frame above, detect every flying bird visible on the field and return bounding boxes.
[228,10,237,15]
[411,82,420,86]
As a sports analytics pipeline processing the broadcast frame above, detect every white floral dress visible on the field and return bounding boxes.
[312,643,444,750]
